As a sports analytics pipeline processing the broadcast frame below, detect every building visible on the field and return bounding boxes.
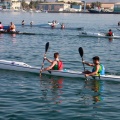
[71,5,82,11]
[101,3,114,9]
[114,2,120,13]
[56,0,81,3]
[11,0,21,11]
[86,2,114,9]
[0,0,21,10]
[38,3,70,11]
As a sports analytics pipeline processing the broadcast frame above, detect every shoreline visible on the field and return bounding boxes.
[48,11,120,14]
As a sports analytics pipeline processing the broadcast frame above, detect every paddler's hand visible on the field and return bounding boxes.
[44,57,47,60]
[85,74,89,77]
[82,61,85,64]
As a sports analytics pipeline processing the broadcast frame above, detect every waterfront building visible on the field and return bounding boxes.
[114,2,120,13]
[56,0,81,3]
[38,3,70,11]
[0,0,21,11]
[71,5,82,11]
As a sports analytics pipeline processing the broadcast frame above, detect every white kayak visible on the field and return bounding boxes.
[79,31,120,39]
[0,60,120,81]
[48,22,59,26]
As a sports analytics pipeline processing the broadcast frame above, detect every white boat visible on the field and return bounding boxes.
[0,60,120,81]
[48,22,59,26]
[79,31,120,39]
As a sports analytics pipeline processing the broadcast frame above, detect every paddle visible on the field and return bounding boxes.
[40,42,49,77]
[78,47,85,72]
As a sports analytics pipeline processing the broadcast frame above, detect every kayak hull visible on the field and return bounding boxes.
[79,32,120,39]
[0,60,120,81]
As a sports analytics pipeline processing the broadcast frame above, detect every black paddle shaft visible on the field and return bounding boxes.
[78,47,85,72]
[40,42,49,71]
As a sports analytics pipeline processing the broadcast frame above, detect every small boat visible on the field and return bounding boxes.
[0,31,36,35]
[48,22,59,26]
[79,31,120,39]
[0,60,120,81]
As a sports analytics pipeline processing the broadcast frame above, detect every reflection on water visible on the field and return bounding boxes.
[80,80,104,105]
[40,76,63,104]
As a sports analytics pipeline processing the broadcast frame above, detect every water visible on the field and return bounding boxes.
[0,12,120,120]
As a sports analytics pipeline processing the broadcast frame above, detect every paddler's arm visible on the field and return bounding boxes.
[44,57,53,63]
[83,61,94,67]
[85,65,99,77]
[42,61,57,71]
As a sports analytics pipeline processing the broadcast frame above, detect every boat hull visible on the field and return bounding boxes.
[79,32,120,39]
[0,60,120,81]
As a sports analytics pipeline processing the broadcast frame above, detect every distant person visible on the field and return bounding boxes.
[9,22,16,32]
[107,29,113,36]
[40,52,64,71]
[0,22,4,31]
[118,21,120,26]
[30,21,33,26]
[61,23,65,29]
[22,20,25,25]
[51,23,55,28]
[82,56,105,77]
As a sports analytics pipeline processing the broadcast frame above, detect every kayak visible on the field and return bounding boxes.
[0,60,120,81]
[48,22,59,26]
[39,26,84,31]
[79,31,120,39]
[0,31,36,35]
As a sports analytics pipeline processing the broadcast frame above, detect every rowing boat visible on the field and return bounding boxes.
[0,31,36,35]
[79,31,120,39]
[0,60,120,81]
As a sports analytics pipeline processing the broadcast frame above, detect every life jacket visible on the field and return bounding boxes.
[92,64,105,76]
[52,60,63,70]
[0,24,3,29]
[108,31,113,36]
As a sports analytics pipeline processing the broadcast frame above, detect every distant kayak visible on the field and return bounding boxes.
[0,31,36,35]
[79,31,120,39]
[48,22,59,26]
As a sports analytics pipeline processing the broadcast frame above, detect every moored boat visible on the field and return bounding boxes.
[0,60,120,81]
[79,31,120,39]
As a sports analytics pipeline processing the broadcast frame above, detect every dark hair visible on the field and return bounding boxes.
[0,22,1,24]
[109,29,111,31]
[54,52,59,58]
[92,56,100,61]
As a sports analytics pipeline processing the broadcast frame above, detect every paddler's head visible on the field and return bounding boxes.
[92,56,100,65]
[109,29,112,32]
[0,22,1,24]
[10,22,13,25]
[54,52,59,59]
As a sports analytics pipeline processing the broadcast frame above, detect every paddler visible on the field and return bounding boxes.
[118,21,120,26]
[9,22,16,32]
[40,52,63,71]
[82,56,105,77]
[22,20,25,25]
[30,21,33,26]
[107,29,113,36]
[61,23,65,29]
[0,22,4,31]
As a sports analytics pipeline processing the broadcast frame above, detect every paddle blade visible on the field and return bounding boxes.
[78,47,83,58]
[45,42,49,53]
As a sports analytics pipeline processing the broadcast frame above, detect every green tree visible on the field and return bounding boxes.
[91,1,101,8]
[21,0,29,9]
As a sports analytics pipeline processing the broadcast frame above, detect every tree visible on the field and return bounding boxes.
[21,0,29,9]
[91,1,101,8]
